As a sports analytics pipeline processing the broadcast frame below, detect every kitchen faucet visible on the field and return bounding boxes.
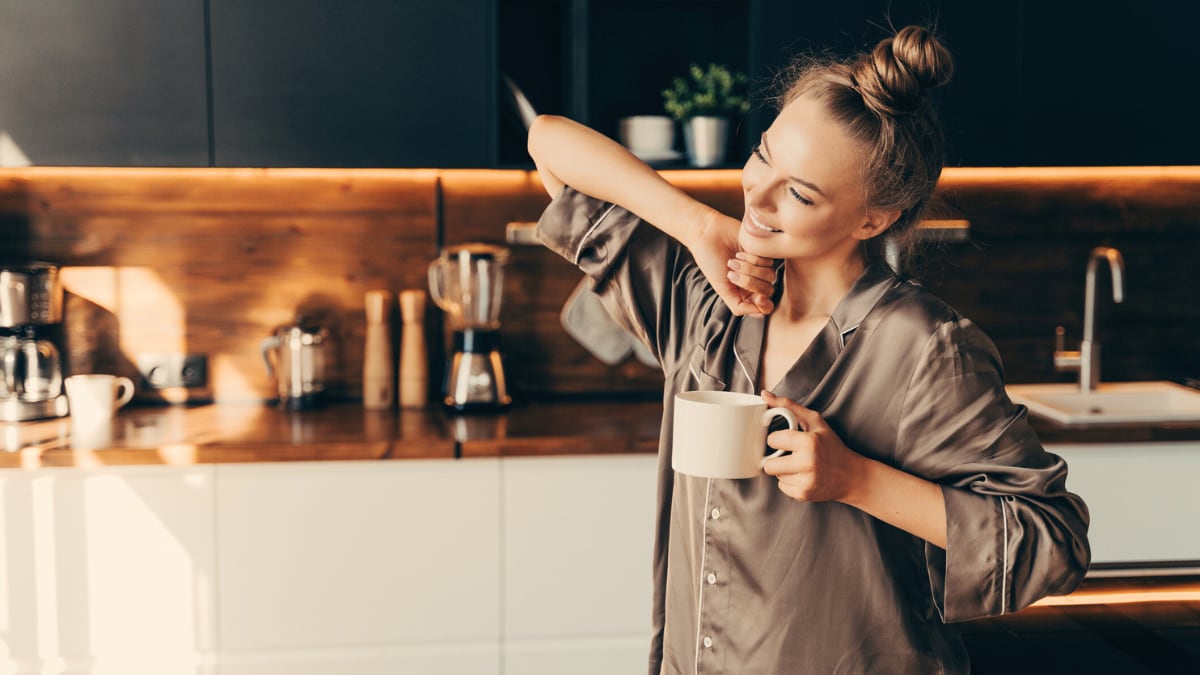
[1053,246,1125,392]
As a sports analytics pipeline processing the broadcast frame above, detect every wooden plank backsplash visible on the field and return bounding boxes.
[1,168,439,403]
[1,166,1197,405]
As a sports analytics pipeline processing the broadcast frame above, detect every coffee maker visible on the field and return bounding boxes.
[428,243,511,411]
[0,262,68,422]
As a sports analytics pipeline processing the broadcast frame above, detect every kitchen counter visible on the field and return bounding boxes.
[2,398,1199,469]
[0,399,663,469]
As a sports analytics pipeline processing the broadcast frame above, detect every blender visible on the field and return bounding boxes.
[427,243,511,411]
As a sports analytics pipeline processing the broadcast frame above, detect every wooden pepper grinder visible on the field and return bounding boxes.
[398,289,429,409]
[363,289,394,410]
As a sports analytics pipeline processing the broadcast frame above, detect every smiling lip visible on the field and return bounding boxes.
[742,210,782,237]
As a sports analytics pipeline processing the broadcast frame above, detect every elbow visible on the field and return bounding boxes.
[526,114,563,164]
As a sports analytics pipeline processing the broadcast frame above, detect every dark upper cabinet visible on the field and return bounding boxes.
[756,0,1200,167]
[208,0,492,168]
[498,0,752,168]
[0,0,209,166]
[1,1,1195,168]
[1019,1,1200,166]
[500,0,1028,168]
[504,0,1196,168]
[752,0,1027,168]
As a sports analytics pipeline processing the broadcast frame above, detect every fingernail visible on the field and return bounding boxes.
[727,271,738,280]
[727,259,739,270]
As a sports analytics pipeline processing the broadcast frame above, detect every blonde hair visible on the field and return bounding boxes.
[777,26,954,271]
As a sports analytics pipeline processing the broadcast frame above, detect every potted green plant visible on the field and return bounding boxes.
[662,63,750,167]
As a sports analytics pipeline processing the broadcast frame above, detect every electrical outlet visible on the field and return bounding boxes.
[137,353,208,389]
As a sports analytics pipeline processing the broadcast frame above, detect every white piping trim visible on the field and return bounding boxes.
[732,342,753,387]
[573,203,617,264]
[1000,496,1009,615]
[694,479,713,673]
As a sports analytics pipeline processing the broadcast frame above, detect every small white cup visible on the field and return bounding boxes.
[672,390,799,479]
[66,374,135,432]
[618,115,675,154]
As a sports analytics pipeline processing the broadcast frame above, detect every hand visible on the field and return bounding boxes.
[691,212,776,316]
[760,391,866,503]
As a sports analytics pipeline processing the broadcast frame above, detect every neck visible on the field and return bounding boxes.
[777,251,866,321]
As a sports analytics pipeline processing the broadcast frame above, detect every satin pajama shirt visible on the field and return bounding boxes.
[537,186,1091,675]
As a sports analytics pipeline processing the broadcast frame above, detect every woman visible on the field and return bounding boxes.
[528,25,1089,674]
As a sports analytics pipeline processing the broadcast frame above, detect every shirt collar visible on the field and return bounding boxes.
[829,262,902,347]
[729,262,901,394]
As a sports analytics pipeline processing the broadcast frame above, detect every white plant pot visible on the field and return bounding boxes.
[683,116,729,168]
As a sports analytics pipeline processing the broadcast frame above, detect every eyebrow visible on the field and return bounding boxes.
[761,134,827,197]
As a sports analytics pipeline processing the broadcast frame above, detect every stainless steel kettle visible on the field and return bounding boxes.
[261,320,330,409]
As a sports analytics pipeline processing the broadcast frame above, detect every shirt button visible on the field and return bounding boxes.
[703,636,713,649]
[707,572,717,585]
[711,508,720,520]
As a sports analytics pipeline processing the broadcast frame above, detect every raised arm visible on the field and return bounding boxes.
[527,114,775,315]
[527,115,718,242]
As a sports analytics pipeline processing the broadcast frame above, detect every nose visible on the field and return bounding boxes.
[742,170,775,213]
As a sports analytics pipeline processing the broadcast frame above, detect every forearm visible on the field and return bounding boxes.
[843,457,948,549]
[527,115,719,246]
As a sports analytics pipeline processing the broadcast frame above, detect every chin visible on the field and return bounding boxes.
[737,229,776,258]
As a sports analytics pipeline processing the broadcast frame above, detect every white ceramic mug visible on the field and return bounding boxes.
[618,115,674,153]
[672,390,799,479]
[66,374,135,429]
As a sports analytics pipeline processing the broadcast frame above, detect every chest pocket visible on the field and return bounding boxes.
[684,344,726,391]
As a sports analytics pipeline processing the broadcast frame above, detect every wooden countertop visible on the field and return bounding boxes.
[0,399,665,469]
[2,398,1198,470]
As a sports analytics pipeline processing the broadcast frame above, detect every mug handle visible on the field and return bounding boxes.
[113,376,135,410]
[760,407,799,466]
[260,336,280,378]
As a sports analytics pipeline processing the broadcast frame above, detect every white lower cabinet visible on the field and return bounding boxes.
[214,459,502,675]
[0,465,217,675]
[0,454,661,675]
[1050,442,1200,566]
[501,455,658,675]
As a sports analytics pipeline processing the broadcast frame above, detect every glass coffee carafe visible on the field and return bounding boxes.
[427,243,511,411]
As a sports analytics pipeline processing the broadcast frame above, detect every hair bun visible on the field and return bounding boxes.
[853,25,954,117]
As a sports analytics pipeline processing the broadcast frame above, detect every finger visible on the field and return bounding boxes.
[761,454,786,476]
[761,446,812,476]
[752,293,775,315]
[727,257,776,285]
[735,251,776,267]
[710,278,753,316]
[726,267,775,299]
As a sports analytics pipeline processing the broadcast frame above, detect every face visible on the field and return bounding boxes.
[739,94,893,263]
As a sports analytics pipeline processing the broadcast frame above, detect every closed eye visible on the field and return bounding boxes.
[789,188,814,206]
[753,145,814,206]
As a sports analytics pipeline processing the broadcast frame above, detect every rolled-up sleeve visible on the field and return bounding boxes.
[896,319,1091,623]
[535,185,719,372]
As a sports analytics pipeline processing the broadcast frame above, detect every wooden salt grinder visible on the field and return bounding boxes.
[398,290,429,409]
[362,290,394,410]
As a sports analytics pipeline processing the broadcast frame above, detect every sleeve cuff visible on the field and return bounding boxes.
[535,185,643,280]
[927,485,1007,623]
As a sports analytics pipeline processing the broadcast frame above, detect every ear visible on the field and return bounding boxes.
[851,209,901,241]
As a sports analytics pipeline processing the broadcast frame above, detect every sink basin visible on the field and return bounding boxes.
[1007,381,1200,425]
